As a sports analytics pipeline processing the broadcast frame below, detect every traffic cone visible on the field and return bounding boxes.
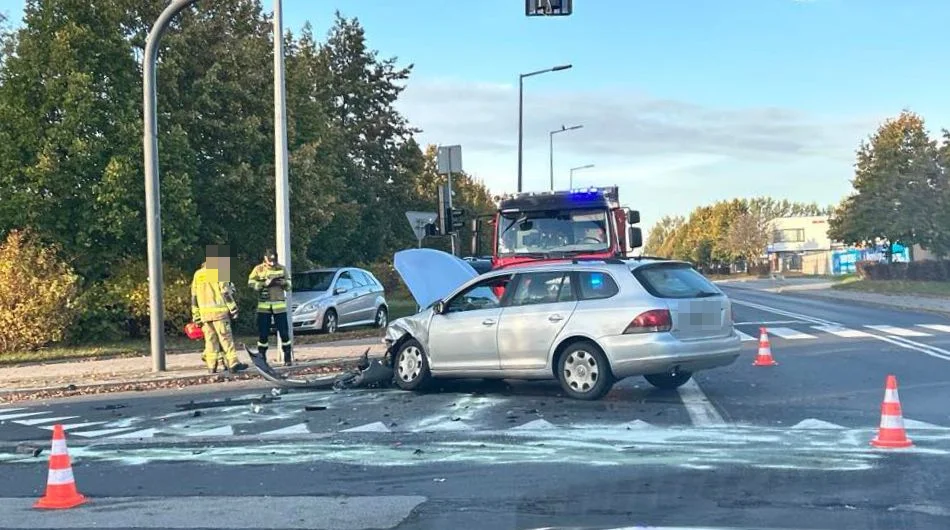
[871,375,913,449]
[33,424,87,509]
[752,327,778,366]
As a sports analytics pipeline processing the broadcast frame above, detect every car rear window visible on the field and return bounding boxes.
[632,263,721,299]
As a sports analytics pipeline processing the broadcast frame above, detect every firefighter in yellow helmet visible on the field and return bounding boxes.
[191,245,248,374]
[249,249,293,366]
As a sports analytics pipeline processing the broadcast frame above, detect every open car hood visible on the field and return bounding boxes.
[393,249,478,309]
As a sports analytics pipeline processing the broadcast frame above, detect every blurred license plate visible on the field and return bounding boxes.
[686,301,720,327]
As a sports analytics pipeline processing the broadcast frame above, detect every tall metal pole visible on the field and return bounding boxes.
[517,76,524,193]
[274,0,293,356]
[549,131,554,191]
[144,0,199,373]
[447,169,455,256]
[515,65,572,193]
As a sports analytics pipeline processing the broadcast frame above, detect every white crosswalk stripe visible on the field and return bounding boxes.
[811,325,872,338]
[14,415,78,426]
[0,411,49,421]
[71,427,139,438]
[41,421,106,431]
[919,324,950,333]
[736,330,756,342]
[767,327,816,340]
[865,325,931,337]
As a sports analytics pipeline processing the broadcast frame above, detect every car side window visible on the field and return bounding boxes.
[576,271,619,301]
[351,271,370,287]
[510,272,573,307]
[445,275,513,314]
[336,272,354,292]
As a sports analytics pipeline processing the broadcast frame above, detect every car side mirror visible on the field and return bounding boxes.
[628,226,643,249]
[334,286,348,295]
[433,300,446,314]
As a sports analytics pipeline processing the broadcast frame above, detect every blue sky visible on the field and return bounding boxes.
[3,0,950,229]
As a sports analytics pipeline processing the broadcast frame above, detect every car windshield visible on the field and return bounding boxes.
[497,208,610,255]
[292,271,335,292]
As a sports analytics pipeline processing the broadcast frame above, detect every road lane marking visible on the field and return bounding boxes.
[767,327,817,340]
[730,298,950,362]
[736,330,756,342]
[511,419,557,430]
[0,411,49,421]
[13,415,78,426]
[865,325,931,337]
[919,324,950,333]
[730,299,839,326]
[866,334,950,362]
[677,379,725,427]
[260,423,311,436]
[811,325,872,338]
[186,426,234,437]
[110,428,158,439]
[41,421,106,431]
[734,320,806,325]
[71,427,138,438]
[341,421,391,433]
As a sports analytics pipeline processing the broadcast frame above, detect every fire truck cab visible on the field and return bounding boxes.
[491,186,642,270]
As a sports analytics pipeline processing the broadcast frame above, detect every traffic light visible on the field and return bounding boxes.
[436,184,450,235]
[450,208,465,232]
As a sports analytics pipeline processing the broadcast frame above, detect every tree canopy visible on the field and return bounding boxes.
[0,0,494,283]
[829,110,950,258]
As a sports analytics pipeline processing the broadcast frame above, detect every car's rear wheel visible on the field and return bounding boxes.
[644,371,692,390]
[394,338,431,391]
[556,341,613,400]
[375,306,388,328]
[322,309,338,334]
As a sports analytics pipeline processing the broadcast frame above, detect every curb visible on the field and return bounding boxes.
[0,357,357,403]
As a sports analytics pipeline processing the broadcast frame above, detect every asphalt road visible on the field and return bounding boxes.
[1,288,950,529]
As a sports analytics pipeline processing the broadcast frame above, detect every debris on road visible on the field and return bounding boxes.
[249,347,394,391]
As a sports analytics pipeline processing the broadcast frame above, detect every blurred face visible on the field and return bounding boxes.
[206,246,231,282]
[265,254,276,267]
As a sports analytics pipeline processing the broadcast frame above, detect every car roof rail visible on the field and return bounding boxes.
[631,255,668,261]
[570,257,625,265]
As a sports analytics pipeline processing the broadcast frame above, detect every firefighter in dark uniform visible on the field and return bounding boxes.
[248,249,293,366]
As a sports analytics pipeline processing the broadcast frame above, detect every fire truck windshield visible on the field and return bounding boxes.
[497,208,610,256]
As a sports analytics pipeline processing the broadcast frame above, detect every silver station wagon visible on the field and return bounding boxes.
[384,249,741,400]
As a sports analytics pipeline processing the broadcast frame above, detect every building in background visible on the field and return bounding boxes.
[767,216,836,274]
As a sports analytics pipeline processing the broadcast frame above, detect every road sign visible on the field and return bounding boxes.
[405,211,437,246]
[437,145,463,174]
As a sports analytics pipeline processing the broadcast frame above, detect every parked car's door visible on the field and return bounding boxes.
[496,271,578,370]
[351,270,378,323]
[332,271,360,325]
[427,274,514,371]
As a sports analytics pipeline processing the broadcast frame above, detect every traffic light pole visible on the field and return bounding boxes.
[446,170,456,256]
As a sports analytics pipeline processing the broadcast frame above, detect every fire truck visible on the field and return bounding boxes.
[491,186,642,270]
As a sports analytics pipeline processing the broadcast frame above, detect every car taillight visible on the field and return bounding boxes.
[624,309,672,334]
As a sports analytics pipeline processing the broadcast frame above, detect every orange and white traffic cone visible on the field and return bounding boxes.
[752,327,778,366]
[871,375,913,449]
[34,424,87,509]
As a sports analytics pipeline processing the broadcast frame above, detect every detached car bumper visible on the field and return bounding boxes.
[600,331,742,378]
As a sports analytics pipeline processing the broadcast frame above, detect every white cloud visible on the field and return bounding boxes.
[395,77,883,227]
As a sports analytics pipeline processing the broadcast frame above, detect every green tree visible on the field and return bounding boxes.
[0,0,141,279]
[829,111,947,258]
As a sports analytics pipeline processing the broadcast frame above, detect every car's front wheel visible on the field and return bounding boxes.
[556,341,613,400]
[322,309,338,334]
[644,371,692,390]
[394,338,431,391]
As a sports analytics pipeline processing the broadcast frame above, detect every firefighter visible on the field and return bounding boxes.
[191,245,247,374]
[249,249,293,366]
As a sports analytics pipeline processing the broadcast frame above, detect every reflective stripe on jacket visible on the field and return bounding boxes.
[191,267,238,322]
[248,263,291,313]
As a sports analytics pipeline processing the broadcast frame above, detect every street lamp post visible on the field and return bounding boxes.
[569,164,595,188]
[517,64,572,193]
[549,124,582,190]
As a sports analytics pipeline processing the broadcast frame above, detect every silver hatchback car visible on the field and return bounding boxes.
[385,251,741,400]
[291,267,388,334]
